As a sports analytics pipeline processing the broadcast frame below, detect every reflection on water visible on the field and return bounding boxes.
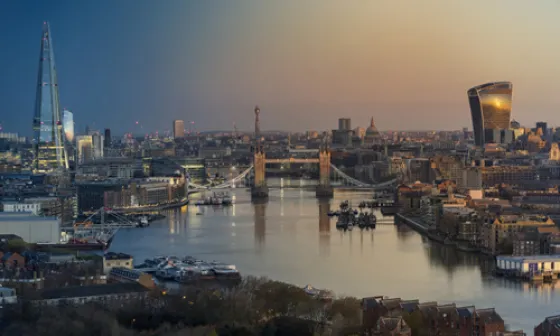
[318,199,330,257]
[254,201,266,251]
[110,188,558,332]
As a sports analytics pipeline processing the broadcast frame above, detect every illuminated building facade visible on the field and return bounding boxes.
[468,82,513,146]
[76,135,93,164]
[173,120,185,139]
[32,22,68,172]
[62,109,74,143]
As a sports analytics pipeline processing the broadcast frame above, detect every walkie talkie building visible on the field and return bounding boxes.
[468,82,513,147]
[32,22,68,172]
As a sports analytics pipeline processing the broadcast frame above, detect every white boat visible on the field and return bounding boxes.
[213,267,240,279]
[137,216,149,227]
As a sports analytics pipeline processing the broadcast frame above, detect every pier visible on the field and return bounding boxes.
[496,255,560,282]
[395,213,429,234]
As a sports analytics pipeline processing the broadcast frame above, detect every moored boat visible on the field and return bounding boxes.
[148,255,240,283]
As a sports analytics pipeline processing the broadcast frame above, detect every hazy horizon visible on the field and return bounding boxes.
[2,1,560,135]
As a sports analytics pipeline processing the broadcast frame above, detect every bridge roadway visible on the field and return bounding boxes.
[264,158,320,164]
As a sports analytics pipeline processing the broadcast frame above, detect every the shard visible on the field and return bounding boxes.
[33,22,68,172]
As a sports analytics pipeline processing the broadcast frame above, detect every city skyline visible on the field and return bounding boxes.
[3,1,560,134]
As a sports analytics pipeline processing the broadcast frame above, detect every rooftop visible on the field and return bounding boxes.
[362,296,384,309]
[475,308,503,324]
[456,306,475,318]
[104,252,133,260]
[35,283,150,300]
[400,299,419,313]
[497,255,560,262]
[0,212,57,222]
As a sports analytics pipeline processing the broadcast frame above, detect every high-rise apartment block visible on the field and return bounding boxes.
[332,118,353,147]
[104,128,111,148]
[536,122,548,137]
[338,118,351,131]
[173,120,185,139]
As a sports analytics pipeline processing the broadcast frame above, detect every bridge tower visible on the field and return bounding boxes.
[251,105,269,199]
[316,134,334,198]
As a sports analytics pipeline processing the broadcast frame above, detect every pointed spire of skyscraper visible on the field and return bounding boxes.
[33,22,68,172]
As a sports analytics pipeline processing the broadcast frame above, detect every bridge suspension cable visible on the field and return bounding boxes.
[188,163,396,190]
[188,165,254,190]
[329,164,397,188]
[329,164,372,187]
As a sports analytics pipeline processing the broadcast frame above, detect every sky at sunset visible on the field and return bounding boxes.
[1,0,560,135]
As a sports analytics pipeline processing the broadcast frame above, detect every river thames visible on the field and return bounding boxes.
[110,179,558,332]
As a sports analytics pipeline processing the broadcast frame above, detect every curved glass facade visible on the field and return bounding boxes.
[63,109,74,143]
[468,82,513,146]
[32,22,68,172]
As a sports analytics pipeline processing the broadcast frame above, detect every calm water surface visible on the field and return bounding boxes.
[110,180,558,332]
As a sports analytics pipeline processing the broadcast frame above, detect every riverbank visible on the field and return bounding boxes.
[112,198,189,213]
[395,213,484,254]
[2,273,525,335]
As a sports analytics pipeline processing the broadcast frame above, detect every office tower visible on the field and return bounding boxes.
[331,118,353,147]
[91,132,104,160]
[536,122,548,137]
[62,109,74,143]
[338,118,351,131]
[468,82,513,146]
[76,135,93,164]
[173,120,185,139]
[32,22,68,172]
[104,128,111,148]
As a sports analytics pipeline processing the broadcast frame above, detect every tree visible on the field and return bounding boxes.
[402,311,430,336]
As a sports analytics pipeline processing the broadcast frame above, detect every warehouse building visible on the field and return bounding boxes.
[0,213,59,244]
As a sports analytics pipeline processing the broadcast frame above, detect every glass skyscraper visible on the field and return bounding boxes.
[468,82,513,147]
[62,109,74,143]
[32,22,68,172]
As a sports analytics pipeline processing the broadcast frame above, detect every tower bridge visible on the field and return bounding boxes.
[264,158,320,164]
[187,106,397,197]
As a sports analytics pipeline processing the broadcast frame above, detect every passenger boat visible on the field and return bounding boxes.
[155,264,181,280]
[174,265,215,283]
[221,192,233,206]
